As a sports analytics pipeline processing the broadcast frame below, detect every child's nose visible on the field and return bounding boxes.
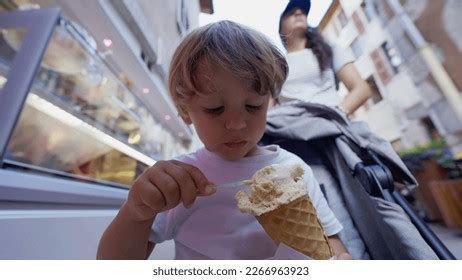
[224,112,247,131]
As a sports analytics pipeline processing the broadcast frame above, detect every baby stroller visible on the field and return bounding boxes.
[261,102,456,260]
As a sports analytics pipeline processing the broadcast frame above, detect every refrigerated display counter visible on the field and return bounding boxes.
[0,7,180,259]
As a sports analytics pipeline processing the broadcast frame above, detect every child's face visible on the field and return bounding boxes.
[181,62,270,161]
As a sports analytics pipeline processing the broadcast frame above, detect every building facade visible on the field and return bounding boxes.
[320,0,462,156]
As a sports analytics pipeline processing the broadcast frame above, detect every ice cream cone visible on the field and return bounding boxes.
[256,195,334,260]
[235,164,334,259]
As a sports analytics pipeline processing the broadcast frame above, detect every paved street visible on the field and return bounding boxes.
[429,222,462,259]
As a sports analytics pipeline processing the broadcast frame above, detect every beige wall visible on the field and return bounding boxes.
[409,0,462,92]
[321,0,432,148]
[137,0,201,75]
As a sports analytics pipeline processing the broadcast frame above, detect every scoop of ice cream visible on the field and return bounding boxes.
[235,164,307,216]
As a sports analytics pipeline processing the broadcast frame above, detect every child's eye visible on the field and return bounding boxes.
[246,104,262,113]
[204,106,224,115]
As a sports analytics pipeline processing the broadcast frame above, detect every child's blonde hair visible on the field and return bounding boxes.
[168,20,288,115]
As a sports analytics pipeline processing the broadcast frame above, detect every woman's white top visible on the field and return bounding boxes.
[280,44,354,106]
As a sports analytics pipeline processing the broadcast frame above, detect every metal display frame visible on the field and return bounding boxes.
[0,7,61,166]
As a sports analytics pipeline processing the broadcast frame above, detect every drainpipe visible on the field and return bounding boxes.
[387,0,462,122]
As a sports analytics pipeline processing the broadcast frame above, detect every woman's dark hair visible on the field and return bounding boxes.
[279,25,333,74]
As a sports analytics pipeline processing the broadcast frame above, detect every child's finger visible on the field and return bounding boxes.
[140,178,167,212]
[145,165,181,209]
[171,160,216,196]
[162,162,198,208]
[132,177,166,212]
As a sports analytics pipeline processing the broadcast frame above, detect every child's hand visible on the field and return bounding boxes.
[125,160,216,222]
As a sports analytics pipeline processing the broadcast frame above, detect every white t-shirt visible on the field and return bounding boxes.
[280,44,354,106]
[149,145,343,259]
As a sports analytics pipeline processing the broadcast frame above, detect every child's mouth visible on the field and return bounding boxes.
[224,141,247,148]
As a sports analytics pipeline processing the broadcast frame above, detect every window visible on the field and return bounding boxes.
[394,32,416,63]
[331,21,340,37]
[422,117,440,140]
[361,1,375,22]
[372,0,394,25]
[352,11,365,34]
[337,9,348,28]
[350,37,363,59]
[366,76,383,104]
[177,0,189,36]
[381,41,402,73]
[370,48,392,84]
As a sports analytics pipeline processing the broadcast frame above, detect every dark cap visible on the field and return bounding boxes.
[281,0,311,18]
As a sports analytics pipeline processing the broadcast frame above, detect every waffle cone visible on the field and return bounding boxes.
[256,195,334,260]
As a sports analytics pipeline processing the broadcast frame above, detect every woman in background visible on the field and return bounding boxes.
[276,0,371,116]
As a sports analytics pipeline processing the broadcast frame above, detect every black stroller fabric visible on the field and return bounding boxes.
[262,102,438,259]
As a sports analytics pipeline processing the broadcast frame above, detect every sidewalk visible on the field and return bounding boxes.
[428,222,462,259]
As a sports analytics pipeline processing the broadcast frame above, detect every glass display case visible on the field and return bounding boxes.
[0,8,183,187]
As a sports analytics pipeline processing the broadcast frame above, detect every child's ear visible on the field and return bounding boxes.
[178,106,192,125]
